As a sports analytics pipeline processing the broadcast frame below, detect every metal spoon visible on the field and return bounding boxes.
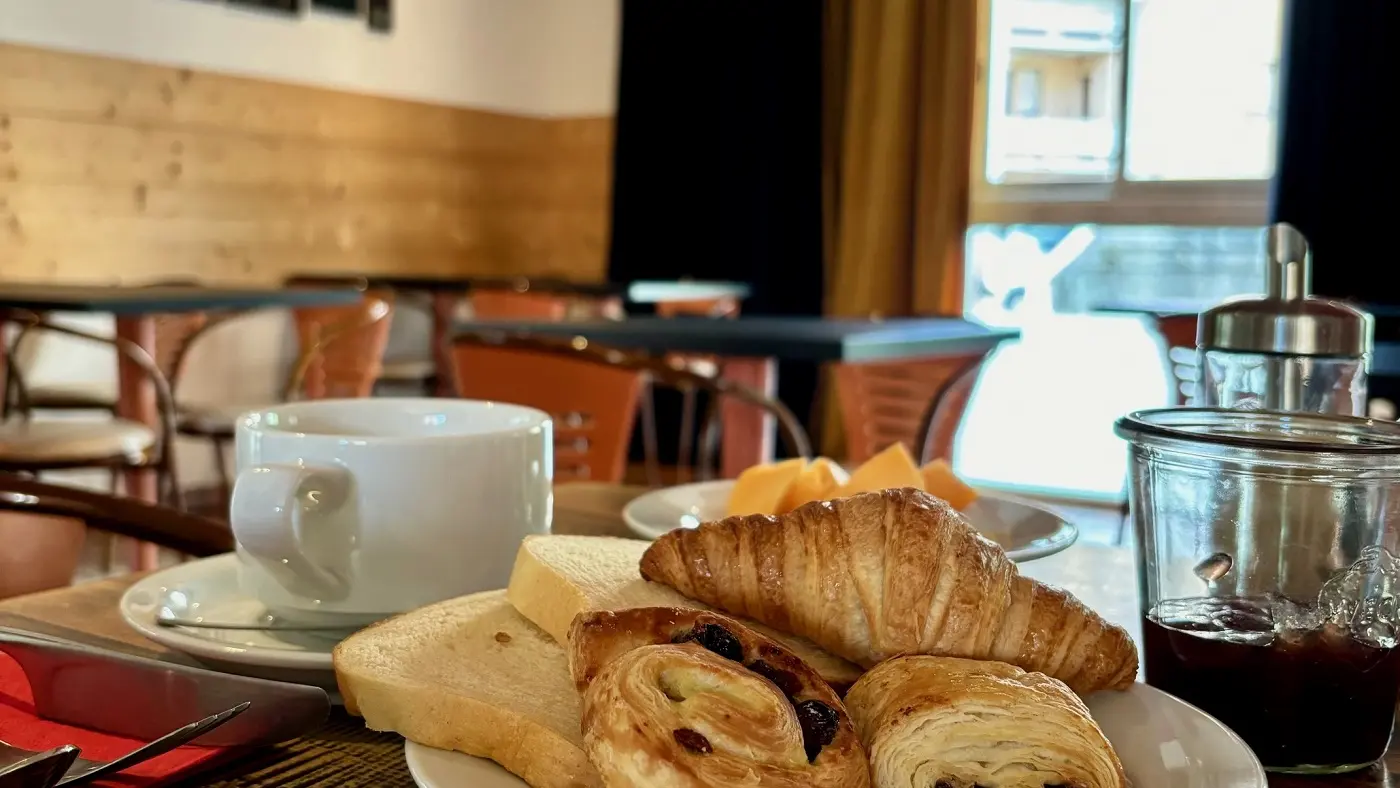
[155,614,361,632]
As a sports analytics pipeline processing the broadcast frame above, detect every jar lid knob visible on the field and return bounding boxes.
[1266,222,1310,302]
[1197,223,1373,358]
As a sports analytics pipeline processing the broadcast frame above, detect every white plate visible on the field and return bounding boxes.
[403,682,1266,787]
[119,553,347,691]
[622,480,1079,562]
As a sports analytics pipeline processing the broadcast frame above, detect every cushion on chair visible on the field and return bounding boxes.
[377,358,436,381]
[0,419,155,463]
[177,402,274,437]
[24,382,119,410]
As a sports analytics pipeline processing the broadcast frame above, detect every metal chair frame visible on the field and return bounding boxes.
[1,313,184,508]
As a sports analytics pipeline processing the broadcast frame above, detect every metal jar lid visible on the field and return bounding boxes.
[1197,223,1373,358]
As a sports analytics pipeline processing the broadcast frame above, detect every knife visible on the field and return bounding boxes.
[0,628,330,747]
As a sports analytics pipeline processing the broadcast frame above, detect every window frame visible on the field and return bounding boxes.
[969,0,1275,228]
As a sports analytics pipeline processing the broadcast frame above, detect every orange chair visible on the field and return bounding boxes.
[451,334,811,484]
[834,353,988,465]
[287,297,395,400]
[453,338,644,483]
[470,289,571,321]
[654,296,742,320]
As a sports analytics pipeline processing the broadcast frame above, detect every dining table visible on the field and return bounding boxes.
[453,317,1016,478]
[0,283,365,568]
[0,483,1372,786]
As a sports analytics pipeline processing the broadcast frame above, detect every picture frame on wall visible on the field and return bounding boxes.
[226,0,302,14]
[367,0,392,33]
[310,0,359,13]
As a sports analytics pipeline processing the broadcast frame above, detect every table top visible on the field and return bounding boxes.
[624,280,750,304]
[286,274,751,305]
[454,316,1016,362]
[285,273,626,297]
[0,483,1387,786]
[0,283,364,315]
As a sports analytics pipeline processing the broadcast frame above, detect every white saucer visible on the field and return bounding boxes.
[119,553,351,691]
[621,480,1079,562]
[404,681,1266,787]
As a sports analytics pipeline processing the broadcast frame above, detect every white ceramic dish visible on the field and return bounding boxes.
[119,553,347,692]
[404,681,1267,787]
[622,479,1079,562]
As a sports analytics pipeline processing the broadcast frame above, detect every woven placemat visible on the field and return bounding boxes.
[174,711,410,788]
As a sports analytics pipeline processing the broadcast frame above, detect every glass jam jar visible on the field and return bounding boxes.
[1116,408,1400,774]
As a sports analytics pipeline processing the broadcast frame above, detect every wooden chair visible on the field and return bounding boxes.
[175,295,394,506]
[470,289,571,321]
[833,352,989,465]
[912,357,987,464]
[451,333,811,483]
[453,337,644,483]
[0,473,231,599]
[0,315,183,508]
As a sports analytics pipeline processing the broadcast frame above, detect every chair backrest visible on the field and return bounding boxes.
[452,336,643,483]
[3,315,180,468]
[152,312,210,378]
[470,289,570,321]
[0,472,231,556]
[834,353,988,465]
[287,295,394,400]
[913,358,986,464]
[140,278,211,378]
[655,296,742,319]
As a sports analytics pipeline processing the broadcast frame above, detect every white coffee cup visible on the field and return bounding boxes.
[229,398,552,620]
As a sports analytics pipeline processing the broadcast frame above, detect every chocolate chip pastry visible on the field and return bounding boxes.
[568,607,871,788]
[640,487,1138,696]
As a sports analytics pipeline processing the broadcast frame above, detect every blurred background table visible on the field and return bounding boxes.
[453,317,1015,478]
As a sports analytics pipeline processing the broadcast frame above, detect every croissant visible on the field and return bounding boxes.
[845,656,1127,788]
[568,607,871,788]
[639,487,1137,695]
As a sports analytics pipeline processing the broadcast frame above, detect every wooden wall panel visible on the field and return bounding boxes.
[0,43,614,285]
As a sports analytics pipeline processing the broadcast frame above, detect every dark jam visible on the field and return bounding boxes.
[1145,597,1400,770]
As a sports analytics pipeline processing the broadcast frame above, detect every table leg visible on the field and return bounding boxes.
[431,293,457,397]
[718,357,777,479]
[115,316,159,570]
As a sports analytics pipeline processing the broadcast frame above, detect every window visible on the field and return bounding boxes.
[955,0,1284,501]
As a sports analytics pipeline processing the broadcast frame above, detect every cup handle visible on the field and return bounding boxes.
[229,463,353,601]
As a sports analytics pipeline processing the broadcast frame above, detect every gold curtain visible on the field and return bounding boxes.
[820,0,979,456]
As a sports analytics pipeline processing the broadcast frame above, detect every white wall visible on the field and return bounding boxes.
[1,0,620,116]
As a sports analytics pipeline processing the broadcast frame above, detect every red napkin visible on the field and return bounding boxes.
[0,652,231,786]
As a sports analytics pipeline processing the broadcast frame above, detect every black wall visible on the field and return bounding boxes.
[1272,0,1396,309]
[607,2,828,452]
